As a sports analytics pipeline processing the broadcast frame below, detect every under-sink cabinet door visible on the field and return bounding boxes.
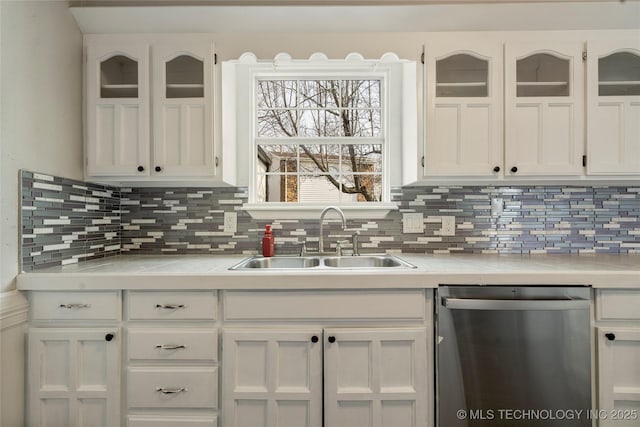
[323,327,428,427]
[222,329,323,427]
[27,328,121,427]
[597,327,640,426]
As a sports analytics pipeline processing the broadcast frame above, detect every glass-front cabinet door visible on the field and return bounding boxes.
[505,42,584,176]
[86,42,150,177]
[424,42,503,177]
[587,40,640,175]
[152,42,216,177]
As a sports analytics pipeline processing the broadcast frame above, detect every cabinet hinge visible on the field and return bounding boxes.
[582,51,587,61]
[421,156,425,167]
[214,53,218,65]
[582,155,587,167]
[421,52,425,65]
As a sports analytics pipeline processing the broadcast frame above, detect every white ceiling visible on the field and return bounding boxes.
[70,1,640,33]
[69,1,628,5]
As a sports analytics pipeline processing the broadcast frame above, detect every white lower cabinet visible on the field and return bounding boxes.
[595,290,640,427]
[222,327,429,427]
[26,291,122,427]
[27,328,121,427]
[125,290,219,426]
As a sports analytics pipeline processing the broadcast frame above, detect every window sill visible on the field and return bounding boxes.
[242,203,398,220]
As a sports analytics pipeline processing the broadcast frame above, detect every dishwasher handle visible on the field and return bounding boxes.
[442,297,589,311]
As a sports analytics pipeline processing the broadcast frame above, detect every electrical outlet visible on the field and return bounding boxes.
[403,213,424,233]
[224,211,237,233]
[441,216,455,236]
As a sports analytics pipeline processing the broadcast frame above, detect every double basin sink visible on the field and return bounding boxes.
[229,254,417,270]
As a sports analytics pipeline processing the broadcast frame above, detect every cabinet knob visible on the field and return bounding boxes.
[105,333,114,342]
[137,165,145,172]
[311,335,319,343]
[493,166,501,173]
[328,336,336,343]
[605,333,616,341]
[155,166,162,173]
[510,166,518,173]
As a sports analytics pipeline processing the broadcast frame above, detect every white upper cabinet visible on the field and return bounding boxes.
[85,35,217,182]
[424,42,503,177]
[505,42,585,176]
[587,39,640,175]
[86,42,150,177]
[152,42,215,177]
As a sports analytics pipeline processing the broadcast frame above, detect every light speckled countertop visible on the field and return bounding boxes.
[16,253,640,290]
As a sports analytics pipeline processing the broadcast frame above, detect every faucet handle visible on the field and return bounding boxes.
[351,231,360,256]
[336,240,350,256]
[296,241,308,256]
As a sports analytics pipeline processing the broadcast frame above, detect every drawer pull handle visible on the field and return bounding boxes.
[59,303,91,309]
[156,387,187,394]
[155,344,187,350]
[155,304,185,310]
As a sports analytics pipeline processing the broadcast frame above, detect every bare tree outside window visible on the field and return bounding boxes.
[256,79,383,203]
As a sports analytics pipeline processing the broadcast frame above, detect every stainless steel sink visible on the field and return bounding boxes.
[323,255,416,269]
[229,256,321,270]
[229,254,416,270]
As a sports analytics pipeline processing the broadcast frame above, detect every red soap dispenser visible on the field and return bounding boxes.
[262,225,275,257]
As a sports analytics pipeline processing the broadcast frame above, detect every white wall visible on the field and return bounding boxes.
[0,0,83,293]
[0,1,82,425]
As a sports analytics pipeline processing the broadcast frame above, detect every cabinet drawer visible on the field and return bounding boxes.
[127,291,217,320]
[128,328,218,361]
[30,291,121,321]
[128,367,218,409]
[128,415,217,427]
[597,290,640,320]
[224,290,426,321]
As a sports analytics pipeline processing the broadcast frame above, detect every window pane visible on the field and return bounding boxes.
[342,80,381,108]
[258,174,298,202]
[299,110,343,137]
[257,144,298,173]
[299,144,340,175]
[257,80,297,108]
[254,77,385,204]
[342,144,382,173]
[340,174,382,202]
[299,80,340,109]
[341,109,381,137]
[299,175,342,203]
[257,109,298,137]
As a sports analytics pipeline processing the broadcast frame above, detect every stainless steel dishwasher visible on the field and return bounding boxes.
[437,286,591,427]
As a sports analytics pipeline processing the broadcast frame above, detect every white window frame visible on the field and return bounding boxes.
[222,52,417,219]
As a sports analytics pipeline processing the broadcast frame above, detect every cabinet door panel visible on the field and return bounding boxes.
[152,42,215,177]
[324,327,428,427]
[505,42,584,176]
[28,328,120,427]
[597,327,640,427]
[86,41,150,178]
[424,41,503,177]
[587,39,640,175]
[222,329,323,427]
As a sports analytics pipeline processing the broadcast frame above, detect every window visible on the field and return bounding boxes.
[256,79,383,203]
[222,52,417,219]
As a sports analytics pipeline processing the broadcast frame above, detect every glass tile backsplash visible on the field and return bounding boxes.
[21,170,640,271]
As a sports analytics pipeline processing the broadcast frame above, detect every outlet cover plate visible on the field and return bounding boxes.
[403,213,424,233]
[224,211,237,233]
